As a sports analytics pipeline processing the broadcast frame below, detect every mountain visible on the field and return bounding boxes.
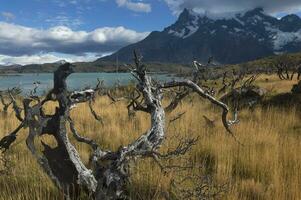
[54,60,68,65]
[99,8,301,64]
[0,63,22,69]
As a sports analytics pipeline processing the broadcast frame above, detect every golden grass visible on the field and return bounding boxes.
[0,75,300,200]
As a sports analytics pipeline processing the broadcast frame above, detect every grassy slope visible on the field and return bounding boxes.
[235,52,301,71]
[0,75,300,200]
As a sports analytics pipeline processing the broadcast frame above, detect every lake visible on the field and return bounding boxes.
[0,73,178,95]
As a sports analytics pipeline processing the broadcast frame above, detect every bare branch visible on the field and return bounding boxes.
[68,117,99,150]
[169,111,186,123]
[0,122,24,152]
[165,90,190,113]
[106,90,127,104]
[0,91,13,114]
[160,80,239,134]
[154,137,198,159]
[8,90,23,122]
[88,100,104,125]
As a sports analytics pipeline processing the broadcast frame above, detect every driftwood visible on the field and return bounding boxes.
[0,53,239,199]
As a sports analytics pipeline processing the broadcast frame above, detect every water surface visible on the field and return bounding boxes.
[0,73,177,95]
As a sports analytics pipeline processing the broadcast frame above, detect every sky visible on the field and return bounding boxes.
[0,0,301,65]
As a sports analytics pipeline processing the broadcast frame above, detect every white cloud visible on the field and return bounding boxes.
[116,0,151,13]
[1,12,15,21]
[0,52,106,65]
[164,0,301,16]
[0,22,150,56]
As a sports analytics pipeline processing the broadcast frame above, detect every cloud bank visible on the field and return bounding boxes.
[164,0,301,15]
[0,53,104,65]
[0,22,149,57]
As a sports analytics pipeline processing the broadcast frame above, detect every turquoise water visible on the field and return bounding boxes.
[0,73,177,95]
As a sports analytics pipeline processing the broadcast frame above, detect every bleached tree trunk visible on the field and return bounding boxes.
[0,54,238,200]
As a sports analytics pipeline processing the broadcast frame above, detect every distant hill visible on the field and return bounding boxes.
[0,60,192,74]
[0,52,300,76]
[99,7,301,64]
[236,52,301,70]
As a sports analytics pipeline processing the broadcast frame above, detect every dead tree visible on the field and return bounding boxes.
[0,54,238,199]
[164,59,217,114]
[218,70,266,110]
[297,65,301,80]
[273,57,301,94]
[272,54,298,80]
[218,69,246,95]
[0,91,12,115]
[288,63,301,94]
[170,173,229,199]
[0,88,20,115]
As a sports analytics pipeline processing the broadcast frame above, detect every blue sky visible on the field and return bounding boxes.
[0,0,175,32]
[0,0,301,65]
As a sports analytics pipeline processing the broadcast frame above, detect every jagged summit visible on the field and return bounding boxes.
[99,8,301,64]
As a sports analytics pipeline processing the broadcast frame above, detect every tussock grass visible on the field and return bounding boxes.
[0,75,300,200]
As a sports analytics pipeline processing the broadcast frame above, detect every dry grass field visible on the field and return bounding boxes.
[0,74,300,200]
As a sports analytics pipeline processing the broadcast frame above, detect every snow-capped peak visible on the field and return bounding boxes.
[166,7,301,52]
[167,8,201,39]
[166,8,268,39]
[54,60,68,64]
[101,7,301,65]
